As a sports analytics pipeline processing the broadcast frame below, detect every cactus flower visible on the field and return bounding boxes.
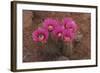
[52,26,64,39]
[63,29,75,42]
[32,28,48,43]
[63,18,78,32]
[43,18,59,32]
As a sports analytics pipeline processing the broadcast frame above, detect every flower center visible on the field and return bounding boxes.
[57,32,62,37]
[48,25,53,31]
[38,34,44,41]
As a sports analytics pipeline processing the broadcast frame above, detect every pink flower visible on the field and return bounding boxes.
[63,29,75,42]
[32,28,48,43]
[63,18,78,32]
[52,26,64,39]
[43,18,58,32]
